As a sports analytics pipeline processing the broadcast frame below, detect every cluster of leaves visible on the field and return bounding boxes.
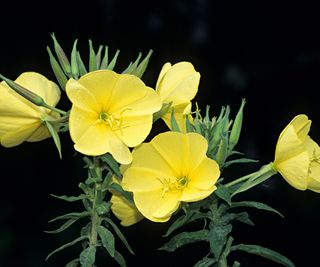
[46,155,133,267]
[162,104,295,267]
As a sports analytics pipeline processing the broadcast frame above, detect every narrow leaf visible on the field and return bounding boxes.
[133,49,153,78]
[80,245,96,267]
[159,230,209,252]
[208,224,232,260]
[76,51,87,76]
[229,99,246,152]
[100,153,121,177]
[109,183,133,203]
[51,33,71,76]
[104,217,135,255]
[96,225,115,257]
[49,211,90,223]
[215,185,232,206]
[194,257,216,267]
[223,158,258,168]
[114,251,127,267]
[88,40,97,72]
[107,49,120,70]
[50,194,87,202]
[100,46,109,69]
[170,109,181,132]
[70,39,79,79]
[231,244,295,267]
[95,45,103,69]
[231,201,283,218]
[65,258,79,267]
[45,218,78,234]
[46,235,88,261]
[47,46,68,90]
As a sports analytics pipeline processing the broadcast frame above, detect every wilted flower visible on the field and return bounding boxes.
[0,72,61,147]
[66,70,162,164]
[274,114,320,192]
[122,131,220,222]
[155,62,200,132]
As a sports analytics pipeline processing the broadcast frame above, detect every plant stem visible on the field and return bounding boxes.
[42,102,67,115]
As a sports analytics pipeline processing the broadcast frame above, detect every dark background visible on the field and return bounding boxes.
[1,1,320,266]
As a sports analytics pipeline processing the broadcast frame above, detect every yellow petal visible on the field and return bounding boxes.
[275,151,309,190]
[304,137,320,192]
[155,62,172,90]
[180,186,216,202]
[108,133,132,164]
[122,166,165,192]
[110,194,144,226]
[188,157,220,190]
[133,189,180,222]
[289,114,311,142]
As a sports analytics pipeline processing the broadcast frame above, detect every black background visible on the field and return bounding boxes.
[1,1,320,266]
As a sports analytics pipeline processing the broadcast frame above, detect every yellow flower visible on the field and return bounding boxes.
[110,175,144,226]
[122,131,220,222]
[273,114,320,192]
[0,72,61,147]
[155,62,200,132]
[66,70,162,164]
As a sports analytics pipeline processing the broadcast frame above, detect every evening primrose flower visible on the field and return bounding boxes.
[122,131,220,222]
[273,114,320,192]
[0,72,61,147]
[155,62,200,132]
[66,70,162,164]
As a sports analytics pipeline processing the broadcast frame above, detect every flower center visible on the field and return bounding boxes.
[158,176,189,197]
[98,111,122,130]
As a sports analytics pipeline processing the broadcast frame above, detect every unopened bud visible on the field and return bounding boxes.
[51,33,71,76]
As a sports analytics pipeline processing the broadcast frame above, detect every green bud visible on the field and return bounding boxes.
[229,99,246,152]
[88,39,97,72]
[76,51,87,76]
[100,46,109,69]
[152,102,172,123]
[51,33,71,76]
[107,49,120,70]
[47,46,68,90]
[133,49,153,78]
[0,74,44,106]
[170,109,181,132]
[95,45,104,69]
[215,131,229,166]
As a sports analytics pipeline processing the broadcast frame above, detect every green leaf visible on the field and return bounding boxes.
[79,245,96,267]
[100,154,121,177]
[170,109,181,132]
[231,201,283,218]
[107,49,120,70]
[88,40,97,72]
[159,230,209,252]
[47,46,68,90]
[232,261,240,267]
[50,194,87,202]
[77,51,87,76]
[114,251,127,267]
[65,258,79,267]
[223,158,258,169]
[222,212,254,226]
[109,183,133,203]
[49,211,90,223]
[215,131,228,166]
[96,225,115,257]
[45,218,78,234]
[231,244,295,267]
[133,49,153,78]
[70,39,79,79]
[185,115,195,133]
[215,185,232,206]
[46,235,88,261]
[96,201,111,216]
[194,257,216,267]
[100,46,109,69]
[208,224,232,260]
[104,217,135,255]
[45,121,62,159]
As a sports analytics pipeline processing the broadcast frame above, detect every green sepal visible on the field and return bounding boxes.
[228,99,246,152]
[70,39,79,79]
[107,49,120,70]
[51,33,72,77]
[104,217,135,255]
[230,201,283,218]
[159,230,209,252]
[194,257,217,267]
[231,244,295,267]
[96,225,115,257]
[50,194,87,202]
[79,245,96,267]
[122,52,142,74]
[170,109,181,132]
[208,224,232,260]
[95,45,103,69]
[46,235,88,261]
[45,121,62,159]
[47,46,68,90]
[45,218,78,234]
[215,131,228,166]
[132,49,153,78]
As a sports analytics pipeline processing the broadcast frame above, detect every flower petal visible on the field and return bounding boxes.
[133,189,180,222]
[155,62,171,90]
[180,186,216,202]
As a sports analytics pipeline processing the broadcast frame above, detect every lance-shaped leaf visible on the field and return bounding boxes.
[170,109,181,132]
[159,230,209,252]
[80,245,96,267]
[70,39,79,79]
[65,258,79,267]
[45,218,79,234]
[46,235,88,261]
[95,45,103,69]
[96,225,115,257]
[231,244,295,267]
[231,201,283,218]
[208,224,232,260]
[50,194,87,202]
[107,49,120,70]
[51,33,71,77]
[114,251,127,267]
[223,157,258,168]
[47,46,68,90]
[48,211,90,223]
[215,185,232,206]
[88,40,97,72]
[100,154,121,177]
[229,99,246,152]
[76,51,87,76]
[194,257,217,267]
[100,46,109,69]
[45,121,62,159]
